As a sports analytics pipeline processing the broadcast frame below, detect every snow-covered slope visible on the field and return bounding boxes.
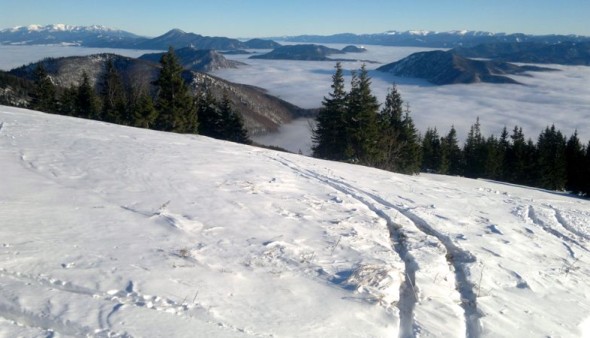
[1,106,589,337]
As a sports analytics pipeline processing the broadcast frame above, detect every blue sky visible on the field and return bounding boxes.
[1,0,588,37]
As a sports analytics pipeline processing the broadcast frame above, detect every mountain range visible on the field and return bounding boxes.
[4,25,590,51]
[0,24,280,50]
[275,30,590,48]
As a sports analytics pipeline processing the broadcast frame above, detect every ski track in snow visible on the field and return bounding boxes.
[267,154,483,338]
[525,205,589,258]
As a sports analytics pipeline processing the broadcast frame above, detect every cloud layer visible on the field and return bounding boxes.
[216,44,590,151]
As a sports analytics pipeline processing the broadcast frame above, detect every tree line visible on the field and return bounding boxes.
[29,47,250,144]
[313,63,590,196]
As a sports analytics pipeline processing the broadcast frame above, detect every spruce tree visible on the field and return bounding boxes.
[58,85,77,116]
[536,125,567,190]
[463,117,486,178]
[130,91,158,129]
[583,142,590,196]
[421,127,442,173]
[344,64,380,165]
[31,63,57,113]
[154,47,197,133]
[483,134,503,179]
[312,62,348,160]
[219,92,250,144]
[377,84,404,171]
[100,59,128,124]
[564,131,586,194]
[196,83,222,138]
[441,126,462,175]
[76,72,101,120]
[398,104,422,174]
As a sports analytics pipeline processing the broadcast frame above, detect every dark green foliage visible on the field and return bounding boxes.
[154,47,197,133]
[312,62,348,160]
[536,125,567,190]
[440,126,462,175]
[421,127,441,172]
[565,131,586,194]
[196,84,223,138]
[58,85,77,116]
[218,92,251,144]
[344,65,380,165]
[397,106,422,174]
[196,86,250,144]
[100,59,128,124]
[75,72,101,119]
[31,64,57,113]
[463,118,486,178]
[376,85,413,173]
[130,90,158,129]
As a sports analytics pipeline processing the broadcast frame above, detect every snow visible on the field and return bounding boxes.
[1,106,589,337]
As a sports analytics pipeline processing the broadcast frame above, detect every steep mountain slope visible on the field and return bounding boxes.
[1,106,589,337]
[377,50,555,85]
[139,47,245,72]
[8,54,309,134]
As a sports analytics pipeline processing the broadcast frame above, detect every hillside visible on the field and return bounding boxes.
[377,50,555,85]
[139,47,245,72]
[1,106,589,337]
[7,54,309,135]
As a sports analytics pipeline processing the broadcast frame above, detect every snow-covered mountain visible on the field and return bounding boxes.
[0,25,281,50]
[0,24,143,47]
[275,30,590,48]
[1,106,589,337]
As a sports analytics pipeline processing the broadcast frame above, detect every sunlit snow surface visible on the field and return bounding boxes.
[1,106,589,337]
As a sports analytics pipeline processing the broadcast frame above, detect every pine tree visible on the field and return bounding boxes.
[100,59,128,124]
[536,125,567,190]
[76,72,101,119]
[312,62,348,160]
[219,92,251,144]
[421,127,442,173]
[154,47,197,133]
[344,64,380,165]
[31,63,57,113]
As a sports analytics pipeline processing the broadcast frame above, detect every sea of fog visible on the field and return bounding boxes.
[1,44,588,154]
[214,43,590,154]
